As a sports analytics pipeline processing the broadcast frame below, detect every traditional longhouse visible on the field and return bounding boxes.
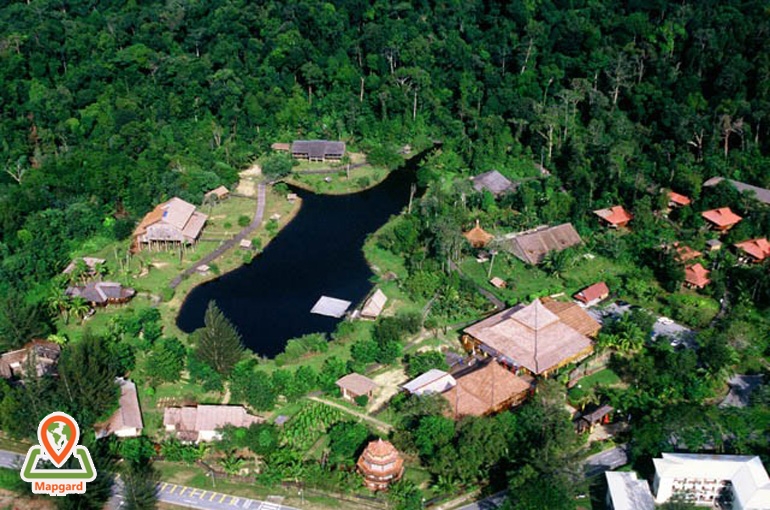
[357,439,404,491]
[463,220,494,248]
[361,289,388,320]
[684,263,711,289]
[668,190,692,208]
[574,282,610,306]
[163,405,262,443]
[336,373,378,402]
[96,378,143,438]
[204,186,229,202]
[470,170,515,196]
[653,454,770,509]
[132,197,208,252]
[704,176,770,206]
[594,205,634,228]
[503,223,582,265]
[462,299,599,376]
[0,340,61,380]
[701,207,742,231]
[734,238,770,263]
[66,281,135,307]
[401,369,456,396]
[441,360,531,418]
[62,257,105,276]
[290,140,345,161]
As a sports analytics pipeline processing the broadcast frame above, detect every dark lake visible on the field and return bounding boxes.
[176,155,422,357]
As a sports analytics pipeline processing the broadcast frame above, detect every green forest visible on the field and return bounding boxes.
[2,0,770,509]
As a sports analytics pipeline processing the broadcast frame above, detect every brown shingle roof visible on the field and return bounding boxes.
[574,282,610,305]
[503,223,582,264]
[336,373,378,396]
[464,300,596,374]
[134,197,208,244]
[541,299,602,337]
[734,238,770,262]
[675,244,703,262]
[204,186,229,200]
[701,207,742,228]
[99,378,143,436]
[442,361,530,417]
[163,405,262,434]
[291,140,346,158]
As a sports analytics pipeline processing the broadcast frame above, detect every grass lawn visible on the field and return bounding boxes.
[284,164,390,195]
[568,369,622,404]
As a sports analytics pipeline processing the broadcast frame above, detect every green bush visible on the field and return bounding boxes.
[209,263,220,275]
[356,176,371,188]
[161,287,175,302]
[237,215,251,227]
[223,221,232,229]
[354,394,369,406]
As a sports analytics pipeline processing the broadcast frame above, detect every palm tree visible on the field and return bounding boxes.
[47,288,71,324]
[220,452,246,476]
[94,262,109,281]
[69,298,91,324]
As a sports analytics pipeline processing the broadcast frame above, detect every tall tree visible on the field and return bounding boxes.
[193,301,244,375]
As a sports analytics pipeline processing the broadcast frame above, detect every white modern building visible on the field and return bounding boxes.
[605,471,654,510]
[400,369,457,396]
[653,453,770,509]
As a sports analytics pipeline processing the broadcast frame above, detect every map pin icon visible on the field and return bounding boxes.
[37,412,80,468]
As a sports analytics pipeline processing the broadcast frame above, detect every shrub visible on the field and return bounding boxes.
[209,263,220,275]
[238,215,251,227]
[356,176,371,189]
[251,238,262,251]
[354,394,369,407]
[161,287,175,302]
[261,153,293,178]
[223,221,232,229]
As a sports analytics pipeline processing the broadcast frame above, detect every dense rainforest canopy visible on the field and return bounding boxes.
[1,0,770,314]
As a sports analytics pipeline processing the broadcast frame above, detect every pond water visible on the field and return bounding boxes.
[176,154,424,357]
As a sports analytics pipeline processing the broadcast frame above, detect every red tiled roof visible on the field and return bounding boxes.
[701,207,742,228]
[668,191,692,206]
[734,238,770,262]
[594,206,633,226]
[675,244,702,262]
[574,282,610,304]
[685,263,711,288]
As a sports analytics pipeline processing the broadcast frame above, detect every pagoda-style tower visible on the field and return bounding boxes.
[356,439,404,491]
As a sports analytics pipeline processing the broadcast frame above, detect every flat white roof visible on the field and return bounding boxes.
[401,369,456,394]
[605,471,654,510]
[654,453,770,509]
[310,296,352,318]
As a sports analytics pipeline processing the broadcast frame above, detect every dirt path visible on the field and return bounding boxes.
[169,183,267,289]
[307,396,393,433]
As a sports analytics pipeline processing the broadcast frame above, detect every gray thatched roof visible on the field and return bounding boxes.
[470,170,514,196]
[291,140,346,158]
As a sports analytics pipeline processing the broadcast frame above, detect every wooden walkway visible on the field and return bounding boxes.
[169,183,267,290]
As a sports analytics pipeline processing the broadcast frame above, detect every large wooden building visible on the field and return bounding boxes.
[132,197,208,252]
[462,299,599,376]
[290,140,346,162]
[502,223,582,264]
[441,360,531,418]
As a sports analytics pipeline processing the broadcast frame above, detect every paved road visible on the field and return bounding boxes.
[156,482,297,510]
[0,449,297,510]
[583,444,629,478]
[0,450,23,468]
[455,491,507,510]
[170,183,267,289]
